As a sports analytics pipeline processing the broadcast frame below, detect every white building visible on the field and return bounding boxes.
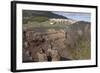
[49,18,76,25]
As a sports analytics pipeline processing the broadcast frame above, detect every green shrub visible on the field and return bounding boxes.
[30,16,49,22]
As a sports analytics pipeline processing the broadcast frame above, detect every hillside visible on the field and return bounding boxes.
[23,10,68,24]
[23,10,68,19]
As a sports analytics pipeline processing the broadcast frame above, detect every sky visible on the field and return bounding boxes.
[53,11,91,22]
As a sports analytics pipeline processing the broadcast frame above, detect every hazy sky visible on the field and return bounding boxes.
[53,12,91,22]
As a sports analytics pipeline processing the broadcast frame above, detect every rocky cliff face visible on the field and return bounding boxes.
[23,21,91,62]
[64,21,91,59]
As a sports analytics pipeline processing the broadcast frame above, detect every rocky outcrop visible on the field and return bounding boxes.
[23,20,91,62]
